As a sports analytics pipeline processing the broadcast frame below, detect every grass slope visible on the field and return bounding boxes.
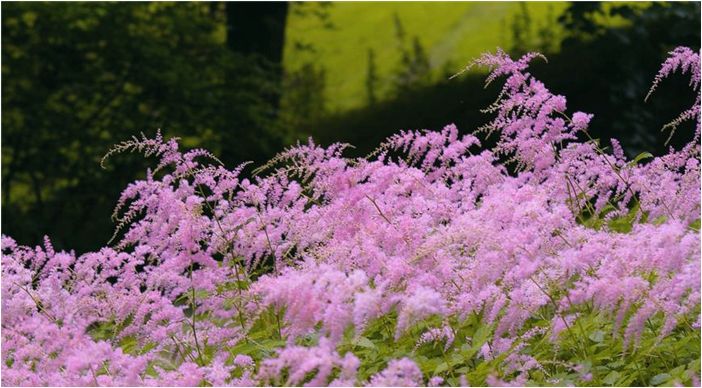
[283,2,566,112]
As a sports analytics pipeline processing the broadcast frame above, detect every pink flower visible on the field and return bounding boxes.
[571,112,593,131]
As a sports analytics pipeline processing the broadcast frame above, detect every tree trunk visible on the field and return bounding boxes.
[226,2,289,68]
[221,2,289,165]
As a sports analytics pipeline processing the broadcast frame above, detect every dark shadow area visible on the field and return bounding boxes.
[2,3,288,252]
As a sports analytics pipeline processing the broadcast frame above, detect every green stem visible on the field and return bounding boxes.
[188,263,204,365]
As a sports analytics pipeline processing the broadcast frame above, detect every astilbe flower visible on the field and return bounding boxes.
[2,47,700,386]
[367,358,424,387]
[416,325,455,352]
[486,373,528,387]
[251,264,371,342]
[469,49,579,173]
[646,46,701,142]
[257,337,360,386]
[395,286,448,339]
[428,376,445,387]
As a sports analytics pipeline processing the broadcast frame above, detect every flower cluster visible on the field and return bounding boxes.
[2,47,700,386]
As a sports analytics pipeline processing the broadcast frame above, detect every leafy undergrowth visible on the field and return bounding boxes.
[2,47,700,386]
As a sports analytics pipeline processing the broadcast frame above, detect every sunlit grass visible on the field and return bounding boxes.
[284,2,567,112]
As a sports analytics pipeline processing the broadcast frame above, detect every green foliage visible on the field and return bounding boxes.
[214,189,699,386]
[2,2,284,252]
[212,280,700,386]
[540,2,701,157]
[5,1,698,263]
[284,2,566,111]
[298,2,699,162]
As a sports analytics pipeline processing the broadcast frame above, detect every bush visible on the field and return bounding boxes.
[2,47,700,386]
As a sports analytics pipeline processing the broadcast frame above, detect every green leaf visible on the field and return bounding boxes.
[627,151,654,167]
[434,361,449,374]
[352,336,377,349]
[464,324,491,360]
[229,340,259,356]
[119,335,138,355]
[618,374,637,386]
[650,373,671,386]
[608,217,633,233]
[603,371,620,385]
[141,342,157,355]
[472,324,491,348]
[652,215,668,225]
[260,338,286,351]
[417,357,441,375]
[450,353,464,366]
[588,330,605,343]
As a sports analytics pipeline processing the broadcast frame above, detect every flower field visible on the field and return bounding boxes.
[2,47,700,386]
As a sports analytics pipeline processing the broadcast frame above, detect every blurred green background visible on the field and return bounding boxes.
[2,2,700,253]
